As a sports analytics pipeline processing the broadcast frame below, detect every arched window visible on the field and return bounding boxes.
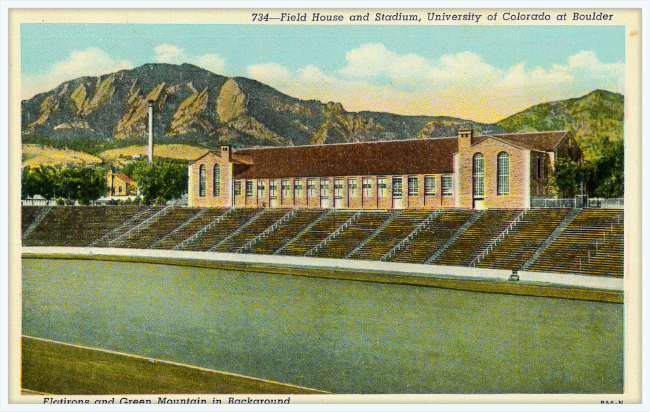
[213,164,221,196]
[199,164,207,197]
[473,153,485,197]
[497,152,510,196]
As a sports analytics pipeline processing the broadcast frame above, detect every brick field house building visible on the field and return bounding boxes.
[188,128,582,210]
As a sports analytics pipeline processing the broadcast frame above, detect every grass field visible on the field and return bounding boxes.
[98,144,209,164]
[22,337,326,395]
[23,258,624,394]
[22,144,103,168]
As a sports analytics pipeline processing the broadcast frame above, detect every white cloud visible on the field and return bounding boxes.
[22,48,133,99]
[154,43,226,73]
[246,45,624,123]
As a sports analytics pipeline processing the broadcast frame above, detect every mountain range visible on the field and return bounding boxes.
[21,63,623,163]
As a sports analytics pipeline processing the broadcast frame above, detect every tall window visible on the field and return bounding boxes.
[392,177,403,198]
[213,164,221,196]
[334,179,344,199]
[348,178,358,198]
[408,176,419,196]
[294,180,304,198]
[245,180,254,197]
[442,176,453,197]
[320,179,331,198]
[307,179,317,198]
[199,164,207,197]
[282,180,291,200]
[425,176,436,196]
[270,180,278,198]
[362,178,373,198]
[234,180,242,196]
[498,152,510,196]
[473,153,485,197]
[377,177,388,198]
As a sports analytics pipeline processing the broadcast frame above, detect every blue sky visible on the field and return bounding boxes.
[21,24,625,122]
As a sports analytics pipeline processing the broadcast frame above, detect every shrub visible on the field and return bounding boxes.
[55,197,64,206]
[133,197,141,206]
[65,199,74,206]
[123,198,132,205]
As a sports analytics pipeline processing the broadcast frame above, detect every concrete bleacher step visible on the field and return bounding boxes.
[520,208,582,271]
[305,211,361,257]
[381,209,441,261]
[174,209,233,250]
[208,208,268,252]
[273,209,332,255]
[108,205,172,247]
[344,210,400,259]
[424,210,484,264]
[469,209,527,267]
[22,206,52,241]
[150,208,209,249]
[237,209,299,253]
[89,206,153,247]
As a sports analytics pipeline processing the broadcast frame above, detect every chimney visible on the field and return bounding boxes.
[457,127,474,153]
[147,100,154,164]
[221,145,231,161]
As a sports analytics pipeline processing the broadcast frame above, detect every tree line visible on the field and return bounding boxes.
[21,159,188,205]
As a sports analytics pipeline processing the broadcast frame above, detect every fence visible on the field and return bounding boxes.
[531,197,623,209]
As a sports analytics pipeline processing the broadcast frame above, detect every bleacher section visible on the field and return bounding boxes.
[21,205,626,278]
[151,208,227,250]
[182,208,261,252]
[388,210,474,264]
[112,208,203,249]
[477,209,570,271]
[581,221,624,277]
[246,209,325,255]
[528,209,624,277]
[23,206,144,247]
[349,210,433,261]
[430,209,521,267]
[93,206,166,247]
[22,206,46,236]
[311,211,391,259]
[213,208,292,253]
[277,211,357,257]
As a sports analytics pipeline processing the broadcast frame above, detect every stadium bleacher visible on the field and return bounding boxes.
[212,208,292,253]
[22,206,46,236]
[112,207,203,249]
[349,210,432,261]
[430,209,521,267]
[477,209,570,271]
[23,206,145,247]
[311,211,391,259]
[182,208,262,252]
[528,209,624,276]
[151,208,227,250]
[277,211,357,257]
[388,210,474,264]
[246,209,325,255]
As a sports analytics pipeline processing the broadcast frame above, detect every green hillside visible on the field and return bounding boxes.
[496,90,624,161]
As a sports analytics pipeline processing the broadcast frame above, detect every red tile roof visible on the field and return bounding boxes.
[232,138,459,179]
[488,131,568,152]
[116,173,136,184]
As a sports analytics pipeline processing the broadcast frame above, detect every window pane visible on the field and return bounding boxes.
[392,177,403,198]
[408,177,418,196]
[425,176,436,195]
[199,165,207,197]
[498,153,510,196]
[442,176,453,196]
[213,165,221,196]
[473,154,485,197]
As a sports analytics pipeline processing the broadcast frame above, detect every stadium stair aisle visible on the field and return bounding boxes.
[182,208,262,252]
[277,211,357,257]
[151,208,227,250]
[311,211,391,259]
[112,207,203,249]
[246,209,325,255]
[21,206,46,236]
[212,209,293,253]
[388,210,474,264]
[348,210,432,261]
[477,208,571,271]
[528,209,624,276]
[429,209,521,267]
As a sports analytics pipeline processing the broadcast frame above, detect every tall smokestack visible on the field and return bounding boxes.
[147,100,154,164]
